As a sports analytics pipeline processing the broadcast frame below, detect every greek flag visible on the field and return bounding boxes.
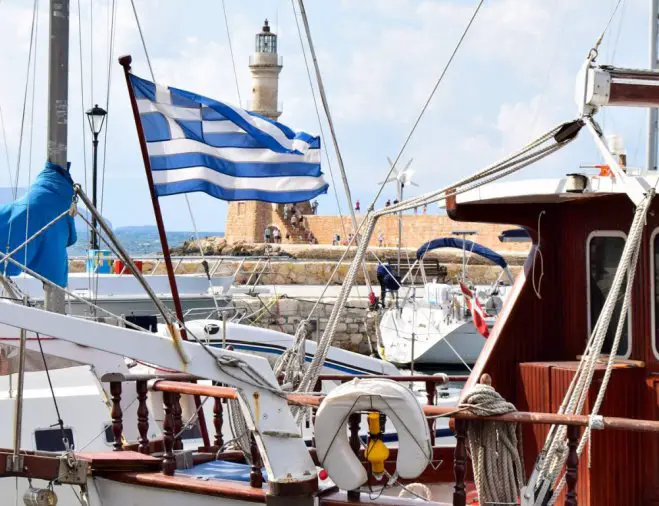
[129,74,328,203]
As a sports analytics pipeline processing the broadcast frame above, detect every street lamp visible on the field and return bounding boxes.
[85,104,107,251]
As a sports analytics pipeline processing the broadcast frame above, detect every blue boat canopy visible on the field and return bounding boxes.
[498,228,530,243]
[0,161,77,287]
[416,237,507,269]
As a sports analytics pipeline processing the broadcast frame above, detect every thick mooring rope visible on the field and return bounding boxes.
[459,383,525,505]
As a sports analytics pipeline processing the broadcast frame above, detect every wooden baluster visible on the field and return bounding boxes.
[426,380,437,446]
[453,419,467,506]
[173,393,183,450]
[347,413,361,501]
[565,425,580,506]
[110,381,124,451]
[249,434,263,488]
[311,379,321,448]
[213,391,224,449]
[136,380,149,454]
[162,391,176,476]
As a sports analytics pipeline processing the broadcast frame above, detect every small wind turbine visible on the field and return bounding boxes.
[379,158,418,275]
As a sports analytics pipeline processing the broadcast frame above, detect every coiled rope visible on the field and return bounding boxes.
[459,383,525,505]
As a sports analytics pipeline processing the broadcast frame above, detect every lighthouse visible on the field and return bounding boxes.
[248,19,282,120]
[225,20,290,244]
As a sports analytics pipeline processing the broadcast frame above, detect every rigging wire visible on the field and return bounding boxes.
[0,106,13,198]
[4,0,39,277]
[99,0,118,216]
[221,0,242,107]
[290,0,348,240]
[130,0,155,81]
[89,0,94,103]
[371,0,484,207]
[24,0,40,272]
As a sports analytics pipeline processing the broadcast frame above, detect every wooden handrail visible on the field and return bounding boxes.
[148,380,659,433]
[316,374,469,383]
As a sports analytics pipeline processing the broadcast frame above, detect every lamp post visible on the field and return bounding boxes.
[86,104,107,251]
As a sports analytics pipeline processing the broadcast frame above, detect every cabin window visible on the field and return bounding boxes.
[587,233,630,356]
[34,427,74,452]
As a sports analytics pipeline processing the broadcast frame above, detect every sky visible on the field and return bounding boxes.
[0,0,653,231]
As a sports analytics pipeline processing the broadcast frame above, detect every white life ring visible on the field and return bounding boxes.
[314,378,432,491]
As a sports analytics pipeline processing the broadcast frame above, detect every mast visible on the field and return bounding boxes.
[648,0,659,171]
[44,0,70,313]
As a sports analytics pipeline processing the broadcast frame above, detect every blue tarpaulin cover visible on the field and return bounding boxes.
[0,162,76,287]
[416,237,507,269]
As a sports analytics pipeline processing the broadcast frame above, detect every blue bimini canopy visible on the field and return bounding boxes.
[0,161,77,287]
[416,237,507,269]
[498,228,530,243]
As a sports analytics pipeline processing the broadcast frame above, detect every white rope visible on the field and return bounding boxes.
[532,211,545,299]
[459,383,524,505]
[289,120,580,420]
[531,190,652,505]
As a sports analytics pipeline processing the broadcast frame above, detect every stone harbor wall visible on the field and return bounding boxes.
[236,296,379,354]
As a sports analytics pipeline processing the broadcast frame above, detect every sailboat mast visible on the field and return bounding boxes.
[46,0,69,167]
[44,0,70,313]
[647,0,658,171]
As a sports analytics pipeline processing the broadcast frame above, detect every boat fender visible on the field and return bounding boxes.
[314,378,432,491]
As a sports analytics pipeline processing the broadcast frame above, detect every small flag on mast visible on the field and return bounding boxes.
[128,73,328,203]
[458,281,490,338]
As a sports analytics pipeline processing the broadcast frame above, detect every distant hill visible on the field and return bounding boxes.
[115,225,224,236]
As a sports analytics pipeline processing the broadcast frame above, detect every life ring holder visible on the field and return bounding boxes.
[314,378,432,491]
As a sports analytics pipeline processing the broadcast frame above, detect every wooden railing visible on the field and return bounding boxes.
[101,373,659,505]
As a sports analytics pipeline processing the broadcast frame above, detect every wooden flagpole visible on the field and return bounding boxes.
[118,55,210,449]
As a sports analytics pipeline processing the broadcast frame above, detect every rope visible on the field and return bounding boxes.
[290,120,580,418]
[290,0,348,240]
[459,383,524,505]
[221,0,242,107]
[130,0,155,81]
[532,211,545,299]
[370,0,484,207]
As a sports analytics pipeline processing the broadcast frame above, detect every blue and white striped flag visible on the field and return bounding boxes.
[128,73,328,203]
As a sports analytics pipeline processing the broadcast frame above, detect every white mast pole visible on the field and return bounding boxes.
[44,0,70,312]
[647,0,659,171]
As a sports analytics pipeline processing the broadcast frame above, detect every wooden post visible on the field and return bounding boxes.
[136,380,150,453]
[565,425,580,506]
[347,413,361,501]
[162,392,176,476]
[453,419,467,506]
[173,393,183,451]
[110,381,123,451]
[426,380,437,445]
[118,54,210,450]
[213,384,224,449]
[249,434,263,488]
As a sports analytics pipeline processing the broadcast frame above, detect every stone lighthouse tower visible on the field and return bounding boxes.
[225,20,290,244]
[248,19,282,120]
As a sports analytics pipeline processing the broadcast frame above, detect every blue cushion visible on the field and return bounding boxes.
[178,460,267,483]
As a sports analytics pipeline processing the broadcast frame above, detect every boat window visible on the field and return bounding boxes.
[587,234,629,356]
[34,427,74,452]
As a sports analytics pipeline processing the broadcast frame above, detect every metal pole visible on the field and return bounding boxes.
[296,0,372,292]
[11,326,27,469]
[44,0,70,314]
[91,132,99,250]
[397,182,403,276]
[648,0,659,171]
[118,55,211,450]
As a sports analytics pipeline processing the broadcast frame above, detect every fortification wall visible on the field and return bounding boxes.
[302,215,529,252]
[225,211,529,252]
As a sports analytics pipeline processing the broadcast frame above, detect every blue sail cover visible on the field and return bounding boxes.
[0,162,77,287]
[498,228,530,243]
[416,237,507,269]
